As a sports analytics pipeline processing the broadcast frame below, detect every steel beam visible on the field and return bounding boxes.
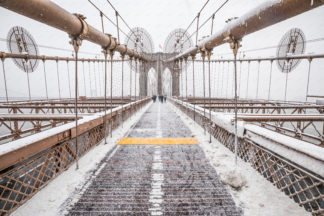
[167,0,324,62]
[0,0,147,61]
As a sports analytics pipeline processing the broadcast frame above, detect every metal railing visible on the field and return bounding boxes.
[0,98,150,215]
[171,98,324,216]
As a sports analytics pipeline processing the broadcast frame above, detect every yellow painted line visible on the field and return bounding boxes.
[117,138,198,145]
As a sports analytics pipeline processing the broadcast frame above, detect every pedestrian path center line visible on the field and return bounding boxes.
[117,138,198,145]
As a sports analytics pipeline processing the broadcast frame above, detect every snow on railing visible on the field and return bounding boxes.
[172,97,324,178]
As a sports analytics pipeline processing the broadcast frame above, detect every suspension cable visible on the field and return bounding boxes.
[135,58,137,102]
[42,58,49,100]
[103,50,108,144]
[238,61,242,98]
[25,60,32,101]
[191,54,196,120]
[268,60,273,100]
[284,67,289,101]
[207,50,212,142]
[226,61,230,99]
[1,57,8,102]
[97,60,102,96]
[88,61,93,97]
[246,61,250,99]
[256,60,260,99]
[221,61,225,98]
[56,59,61,99]
[66,60,72,99]
[305,58,313,102]
[93,60,98,97]
[130,57,132,102]
[82,61,87,96]
[110,51,114,137]
[121,54,125,128]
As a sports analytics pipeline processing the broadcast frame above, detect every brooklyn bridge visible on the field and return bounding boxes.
[0,0,323,215]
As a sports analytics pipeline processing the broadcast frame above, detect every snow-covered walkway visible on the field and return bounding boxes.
[12,101,309,216]
[66,102,242,215]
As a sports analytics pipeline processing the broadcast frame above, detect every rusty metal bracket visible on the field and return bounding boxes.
[69,13,89,52]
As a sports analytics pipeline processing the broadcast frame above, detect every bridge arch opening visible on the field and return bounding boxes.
[147,68,157,96]
[162,68,172,96]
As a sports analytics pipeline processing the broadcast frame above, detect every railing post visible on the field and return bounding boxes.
[102,48,109,144]
[190,54,196,121]
[69,13,88,169]
[207,49,213,143]
[228,36,241,165]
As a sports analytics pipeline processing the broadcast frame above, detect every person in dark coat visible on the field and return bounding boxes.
[152,95,156,103]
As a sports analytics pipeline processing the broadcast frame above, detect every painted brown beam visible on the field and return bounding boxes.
[0,114,83,121]
[202,105,324,109]
[236,114,324,122]
[0,105,118,109]
[0,0,148,61]
[167,0,324,62]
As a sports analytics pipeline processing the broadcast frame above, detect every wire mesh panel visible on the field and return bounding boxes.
[0,99,149,215]
[171,99,324,216]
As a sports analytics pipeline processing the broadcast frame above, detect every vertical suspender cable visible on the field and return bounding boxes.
[305,58,312,102]
[207,50,212,143]
[221,61,225,98]
[121,54,125,127]
[180,59,184,104]
[74,49,79,169]
[130,58,132,102]
[93,60,98,96]
[284,66,289,101]
[70,36,80,170]
[216,61,220,97]
[238,61,242,99]
[110,51,114,137]
[191,55,196,120]
[201,51,206,135]
[82,61,87,96]
[135,58,137,102]
[233,42,239,165]
[97,60,102,97]
[56,59,61,99]
[246,61,250,99]
[202,52,206,118]
[67,60,72,99]
[1,58,8,102]
[256,60,260,99]
[185,58,188,100]
[268,60,273,101]
[103,50,108,144]
[42,58,49,100]
[226,61,230,99]
[25,61,32,101]
[88,61,92,97]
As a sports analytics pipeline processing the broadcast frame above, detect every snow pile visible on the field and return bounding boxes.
[169,101,310,216]
[221,169,247,190]
[11,101,152,216]
[245,124,324,178]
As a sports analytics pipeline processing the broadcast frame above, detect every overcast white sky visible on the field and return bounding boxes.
[0,0,323,101]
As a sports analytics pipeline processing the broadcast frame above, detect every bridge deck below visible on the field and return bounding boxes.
[67,102,242,215]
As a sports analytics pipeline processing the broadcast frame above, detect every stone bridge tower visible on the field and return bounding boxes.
[139,52,179,97]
